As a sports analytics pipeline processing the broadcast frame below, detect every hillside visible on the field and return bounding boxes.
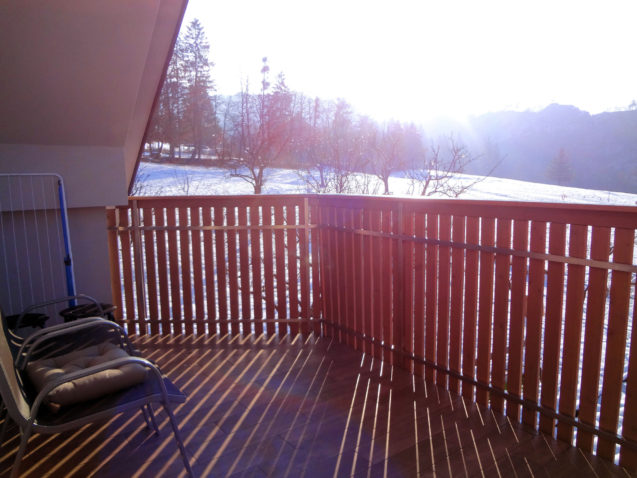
[433,104,637,194]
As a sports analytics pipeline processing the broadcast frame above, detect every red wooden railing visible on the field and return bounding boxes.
[108,194,637,470]
[107,195,321,337]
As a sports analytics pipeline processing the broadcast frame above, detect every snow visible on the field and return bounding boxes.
[135,161,637,205]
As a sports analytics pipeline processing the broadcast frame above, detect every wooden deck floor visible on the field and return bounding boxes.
[0,333,631,477]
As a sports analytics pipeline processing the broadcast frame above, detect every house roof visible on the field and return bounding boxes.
[0,0,188,207]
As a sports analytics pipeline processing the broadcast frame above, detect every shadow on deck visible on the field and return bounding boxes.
[0,333,629,477]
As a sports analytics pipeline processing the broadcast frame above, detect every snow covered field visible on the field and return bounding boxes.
[135,161,637,205]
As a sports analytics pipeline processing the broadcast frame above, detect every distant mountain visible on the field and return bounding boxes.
[435,104,637,194]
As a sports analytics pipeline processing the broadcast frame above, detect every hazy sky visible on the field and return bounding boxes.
[184,0,637,122]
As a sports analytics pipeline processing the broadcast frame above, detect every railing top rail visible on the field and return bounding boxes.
[126,194,637,229]
[130,193,637,213]
[315,195,637,229]
[311,193,637,212]
[127,195,309,209]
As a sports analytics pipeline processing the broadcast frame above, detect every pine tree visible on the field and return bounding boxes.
[546,148,574,186]
[148,36,185,159]
[182,19,217,161]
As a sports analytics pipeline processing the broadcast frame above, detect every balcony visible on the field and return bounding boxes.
[1,332,626,477]
[92,194,637,475]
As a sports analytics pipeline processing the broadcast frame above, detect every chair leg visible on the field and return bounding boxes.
[163,402,193,477]
[146,404,159,435]
[0,406,12,445]
[0,413,11,446]
[140,406,151,429]
[10,425,32,478]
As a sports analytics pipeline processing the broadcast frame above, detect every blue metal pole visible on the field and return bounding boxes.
[57,179,76,306]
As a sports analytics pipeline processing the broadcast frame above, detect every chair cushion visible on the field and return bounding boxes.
[26,342,148,408]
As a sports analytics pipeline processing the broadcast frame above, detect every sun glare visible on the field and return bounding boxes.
[185,0,637,122]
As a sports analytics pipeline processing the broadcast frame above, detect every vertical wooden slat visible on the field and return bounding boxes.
[352,208,361,349]
[238,206,251,334]
[332,206,340,340]
[142,207,159,335]
[371,209,383,359]
[179,207,193,335]
[178,207,194,335]
[556,224,587,443]
[299,199,310,335]
[262,204,276,335]
[106,208,123,325]
[155,208,170,335]
[214,205,228,336]
[491,219,512,412]
[436,214,451,387]
[413,212,426,378]
[620,278,637,469]
[317,205,331,337]
[340,207,349,343]
[250,205,263,336]
[425,213,439,383]
[577,226,611,452]
[274,205,287,335]
[332,207,343,342]
[539,222,567,435]
[362,209,373,356]
[402,209,415,372]
[597,228,635,459]
[522,220,547,428]
[462,216,480,402]
[191,207,204,334]
[166,207,181,335]
[319,206,331,336]
[130,204,146,334]
[343,207,355,348]
[352,209,363,351]
[226,207,240,335]
[202,207,217,333]
[335,207,346,343]
[119,208,136,334]
[310,202,321,335]
[449,215,465,394]
[287,204,299,335]
[391,206,402,366]
[506,220,529,421]
[476,217,495,406]
[381,208,393,363]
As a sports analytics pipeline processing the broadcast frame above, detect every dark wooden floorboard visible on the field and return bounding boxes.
[0,333,632,477]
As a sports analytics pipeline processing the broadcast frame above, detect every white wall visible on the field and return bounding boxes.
[0,0,187,312]
[67,207,112,307]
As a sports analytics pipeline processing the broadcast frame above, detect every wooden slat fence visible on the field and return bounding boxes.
[314,195,637,469]
[107,195,319,337]
[108,194,637,470]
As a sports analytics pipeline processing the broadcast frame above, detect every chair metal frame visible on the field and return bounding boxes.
[0,310,193,477]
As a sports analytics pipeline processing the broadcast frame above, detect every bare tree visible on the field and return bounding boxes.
[297,98,371,194]
[173,167,193,195]
[408,135,483,197]
[220,59,297,194]
[130,163,150,196]
[368,121,424,195]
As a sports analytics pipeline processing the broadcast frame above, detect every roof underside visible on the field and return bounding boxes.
[0,0,187,206]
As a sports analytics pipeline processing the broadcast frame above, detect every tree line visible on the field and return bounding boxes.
[146,19,486,196]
